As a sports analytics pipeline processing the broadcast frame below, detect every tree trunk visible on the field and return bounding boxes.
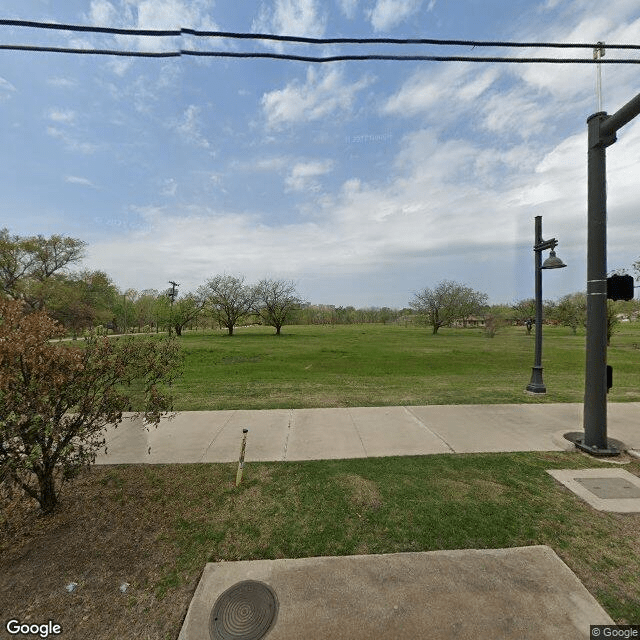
[432,324,439,334]
[228,325,234,336]
[276,325,281,335]
[175,324,182,336]
[37,469,58,514]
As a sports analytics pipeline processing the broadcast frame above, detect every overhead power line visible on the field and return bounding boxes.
[1,19,640,50]
[1,44,640,64]
[1,18,639,62]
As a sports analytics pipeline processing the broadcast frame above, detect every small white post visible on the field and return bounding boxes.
[235,428,248,486]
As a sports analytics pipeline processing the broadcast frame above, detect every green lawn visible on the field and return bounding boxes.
[168,322,640,410]
[4,452,638,640]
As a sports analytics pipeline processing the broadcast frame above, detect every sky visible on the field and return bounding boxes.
[1,0,639,308]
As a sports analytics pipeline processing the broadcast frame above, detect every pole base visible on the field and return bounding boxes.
[572,437,620,457]
[525,366,546,394]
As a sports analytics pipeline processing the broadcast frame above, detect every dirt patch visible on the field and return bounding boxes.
[0,466,198,640]
[337,473,383,512]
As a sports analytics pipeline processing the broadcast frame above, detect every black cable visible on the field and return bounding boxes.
[1,44,639,63]
[1,18,640,50]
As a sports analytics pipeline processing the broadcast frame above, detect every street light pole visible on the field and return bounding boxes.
[526,216,566,395]
[577,91,640,456]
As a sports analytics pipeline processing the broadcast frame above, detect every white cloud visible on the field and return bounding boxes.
[262,66,373,129]
[87,0,219,54]
[46,127,98,154]
[253,0,326,37]
[285,160,334,192]
[65,175,98,188]
[89,0,117,25]
[161,178,178,197]
[481,87,548,140]
[47,77,77,89]
[173,105,211,149]
[382,64,499,119]
[367,0,424,31]
[48,109,76,124]
[337,0,358,19]
[253,157,290,172]
[0,77,17,100]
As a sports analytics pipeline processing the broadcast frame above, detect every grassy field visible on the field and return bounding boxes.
[4,322,638,639]
[169,322,640,410]
[2,452,638,639]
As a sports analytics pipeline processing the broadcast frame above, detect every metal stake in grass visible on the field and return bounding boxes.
[235,428,248,486]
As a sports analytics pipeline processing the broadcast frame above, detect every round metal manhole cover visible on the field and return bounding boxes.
[209,580,278,640]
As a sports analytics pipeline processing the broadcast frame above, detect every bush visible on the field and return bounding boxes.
[0,299,183,515]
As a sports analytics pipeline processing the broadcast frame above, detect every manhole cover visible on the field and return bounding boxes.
[209,580,278,640]
[574,477,640,499]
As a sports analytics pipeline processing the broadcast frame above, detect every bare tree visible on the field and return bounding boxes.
[198,274,256,336]
[253,278,305,335]
[409,280,488,334]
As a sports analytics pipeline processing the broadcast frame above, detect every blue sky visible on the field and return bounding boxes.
[1,0,639,307]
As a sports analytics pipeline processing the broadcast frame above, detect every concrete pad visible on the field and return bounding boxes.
[348,407,453,456]
[547,468,640,512]
[203,409,293,462]
[178,546,613,640]
[407,404,574,453]
[286,408,367,461]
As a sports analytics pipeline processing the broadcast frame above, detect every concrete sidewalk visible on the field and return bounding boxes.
[95,402,640,465]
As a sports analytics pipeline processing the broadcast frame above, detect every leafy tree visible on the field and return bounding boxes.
[172,293,207,336]
[253,278,305,335]
[132,289,161,331]
[0,228,85,310]
[555,292,587,335]
[198,274,256,336]
[409,280,488,334]
[43,270,119,337]
[0,298,182,514]
[607,300,620,346]
[483,304,511,338]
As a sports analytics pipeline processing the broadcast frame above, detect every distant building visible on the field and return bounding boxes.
[453,316,486,328]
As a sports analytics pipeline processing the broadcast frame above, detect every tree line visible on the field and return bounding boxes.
[2,228,639,339]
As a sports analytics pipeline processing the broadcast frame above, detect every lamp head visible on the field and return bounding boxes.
[541,249,567,269]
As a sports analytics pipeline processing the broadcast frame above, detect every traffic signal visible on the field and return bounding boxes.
[607,274,634,301]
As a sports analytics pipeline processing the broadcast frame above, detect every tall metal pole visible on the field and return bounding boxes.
[579,92,640,455]
[527,216,545,393]
[583,113,610,451]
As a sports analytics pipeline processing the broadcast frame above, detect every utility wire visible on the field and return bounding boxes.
[1,19,640,50]
[1,44,640,63]
[1,18,639,62]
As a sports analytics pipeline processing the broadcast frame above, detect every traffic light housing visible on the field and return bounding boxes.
[607,274,634,301]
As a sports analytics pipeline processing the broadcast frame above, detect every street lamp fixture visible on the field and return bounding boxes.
[526,216,567,394]
[542,250,567,270]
